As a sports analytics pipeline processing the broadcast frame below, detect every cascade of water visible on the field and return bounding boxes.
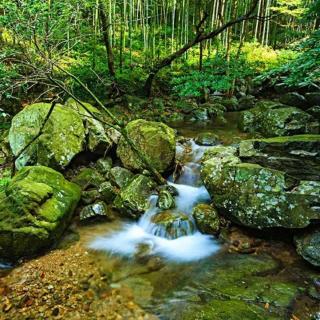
[90,139,219,262]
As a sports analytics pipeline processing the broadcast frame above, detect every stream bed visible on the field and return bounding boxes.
[1,114,319,320]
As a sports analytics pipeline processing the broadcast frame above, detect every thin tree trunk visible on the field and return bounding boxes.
[99,0,116,78]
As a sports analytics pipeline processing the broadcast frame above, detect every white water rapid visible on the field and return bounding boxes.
[89,140,220,262]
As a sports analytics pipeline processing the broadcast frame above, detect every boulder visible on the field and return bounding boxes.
[239,135,320,181]
[150,210,195,239]
[65,98,120,154]
[72,168,105,190]
[113,175,156,218]
[79,201,112,221]
[295,227,320,267]
[0,166,81,260]
[201,152,320,229]
[98,181,117,203]
[239,100,317,137]
[81,189,100,205]
[305,92,320,107]
[279,92,308,109]
[192,203,220,235]
[9,103,85,170]
[117,119,176,173]
[108,166,134,189]
[95,157,113,175]
[195,132,220,146]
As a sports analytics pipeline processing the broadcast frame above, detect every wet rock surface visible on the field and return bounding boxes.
[192,203,220,235]
[201,145,320,229]
[239,135,320,181]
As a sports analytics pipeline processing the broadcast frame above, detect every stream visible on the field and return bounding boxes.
[1,114,319,319]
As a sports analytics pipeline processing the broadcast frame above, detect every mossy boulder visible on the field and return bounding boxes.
[201,153,320,229]
[0,166,81,261]
[150,210,195,239]
[9,103,85,170]
[108,166,134,189]
[72,168,105,190]
[98,181,117,203]
[113,175,156,218]
[238,100,317,137]
[65,98,120,154]
[117,119,176,173]
[95,157,113,175]
[195,132,220,146]
[239,135,320,181]
[295,227,320,267]
[192,203,220,235]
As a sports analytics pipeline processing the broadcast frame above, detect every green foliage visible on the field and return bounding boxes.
[171,52,256,98]
[255,30,320,88]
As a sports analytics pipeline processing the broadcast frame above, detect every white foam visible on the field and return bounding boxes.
[90,225,219,262]
[89,140,219,263]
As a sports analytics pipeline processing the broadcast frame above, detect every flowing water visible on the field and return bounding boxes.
[90,139,220,262]
[1,115,319,319]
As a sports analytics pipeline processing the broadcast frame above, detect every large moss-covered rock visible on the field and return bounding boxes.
[238,100,317,137]
[113,174,156,218]
[0,166,81,261]
[239,135,320,181]
[9,103,85,170]
[295,227,320,267]
[117,119,176,173]
[201,155,320,229]
[65,98,120,154]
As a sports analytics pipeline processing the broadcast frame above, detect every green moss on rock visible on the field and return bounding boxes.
[0,166,81,261]
[238,100,317,137]
[113,174,156,218]
[201,153,319,229]
[117,119,176,173]
[192,203,220,235]
[9,103,85,170]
